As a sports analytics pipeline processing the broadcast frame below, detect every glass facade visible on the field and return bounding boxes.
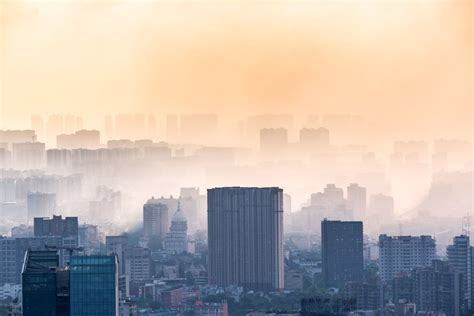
[70,255,118,316]
[22,250,60,316]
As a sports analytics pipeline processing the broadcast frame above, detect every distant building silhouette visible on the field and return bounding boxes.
[299,127,330,150]
[56,130,100,150]
[347,183,367,221]
[259,128,288,159]
[27,192,56,224]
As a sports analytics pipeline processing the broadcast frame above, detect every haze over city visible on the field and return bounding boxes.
[0,0,472,315]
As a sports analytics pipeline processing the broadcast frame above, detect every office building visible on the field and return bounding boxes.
[379,235,436,282]
[70,255,119,316]
[321,220,364,288]
[34,215,78,238]
[208,187,284,291]
[22,250,69,316]
[143,198,169,241]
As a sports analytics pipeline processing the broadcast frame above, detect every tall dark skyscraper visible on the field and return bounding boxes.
[207,187,284,291]
[321,219,364,289]
[22,250,69,316]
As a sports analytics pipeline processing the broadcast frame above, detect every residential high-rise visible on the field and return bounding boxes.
[163,205,188,253]
[347,183,367,221]
[208,187,284,291]
[321,220,364,288]
[56,130,100,150]
[143,198,169,241]
[379,235,436,282]
[413,260,463,316]
[447,235,472,309]
[12,142,46,170]
[70,255,119,316]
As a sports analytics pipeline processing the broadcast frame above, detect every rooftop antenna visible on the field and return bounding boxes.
[462,213,471,237]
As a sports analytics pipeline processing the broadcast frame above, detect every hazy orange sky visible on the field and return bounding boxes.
[0,0,472,139]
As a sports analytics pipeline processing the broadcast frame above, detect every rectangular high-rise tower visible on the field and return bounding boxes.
[207,187,284,291]
[143,197,169,241]
[321,219,364,289]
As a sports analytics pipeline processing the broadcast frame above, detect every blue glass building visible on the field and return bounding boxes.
[70,255,118,316]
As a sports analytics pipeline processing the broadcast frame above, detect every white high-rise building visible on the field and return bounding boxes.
[379,234,436,282]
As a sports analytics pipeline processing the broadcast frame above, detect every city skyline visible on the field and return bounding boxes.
[0,0,472,314]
